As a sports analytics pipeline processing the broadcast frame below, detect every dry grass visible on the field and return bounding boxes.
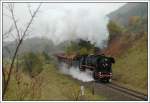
[3,63,106,100]
[112,33,148,94]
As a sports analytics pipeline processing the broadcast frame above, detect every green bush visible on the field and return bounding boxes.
[79,48,88,55]
[42,51,52,63]
[21,52,44,78]
[107,20,123,41]
[65,41,79,54]
[65,39,98,55]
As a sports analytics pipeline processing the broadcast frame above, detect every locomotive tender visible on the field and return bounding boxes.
[56,53,115,82]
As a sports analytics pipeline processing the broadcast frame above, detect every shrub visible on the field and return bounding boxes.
[21,52,44,78]
[42,51,52,64]
[107,20,123,41]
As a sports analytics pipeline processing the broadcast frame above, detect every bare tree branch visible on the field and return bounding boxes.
[27,4,33,17]
[2,67,6,88]
[3,13,12,19]
[8,3,20,40]
[21,3,41,40]
[3,24,14,39]
[2,3,42,99]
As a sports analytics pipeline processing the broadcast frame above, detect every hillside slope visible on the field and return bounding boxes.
[108,2,148,27]
[112,33,148,94]
[105,3,148,94]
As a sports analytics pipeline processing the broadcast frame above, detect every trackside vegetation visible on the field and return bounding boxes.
[112,33,148,94]
[3,52,106,100]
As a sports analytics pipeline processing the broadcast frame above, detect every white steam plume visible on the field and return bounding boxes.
[59,63,94,82]
[33,4,110,48]
[3,3,124,48]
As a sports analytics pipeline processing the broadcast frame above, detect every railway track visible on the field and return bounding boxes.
[95,81,148,101]
[58,71,148,100]
[57,60,148,100]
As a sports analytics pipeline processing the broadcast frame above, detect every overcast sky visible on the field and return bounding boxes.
[3,3,125,48]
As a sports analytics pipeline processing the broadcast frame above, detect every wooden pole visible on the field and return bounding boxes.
[92,81,95,95]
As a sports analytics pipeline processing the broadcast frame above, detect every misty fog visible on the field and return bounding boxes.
[3,3,125,48]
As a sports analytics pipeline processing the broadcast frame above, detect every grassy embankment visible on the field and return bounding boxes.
[112,33,148,94]
[4,62,106,100]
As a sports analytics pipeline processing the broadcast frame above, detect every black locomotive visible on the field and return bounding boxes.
[79,54,115,82]
[56,53,115,82]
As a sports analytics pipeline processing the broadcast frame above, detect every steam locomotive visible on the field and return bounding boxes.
[56,53,115,82]
[79,54,115,82]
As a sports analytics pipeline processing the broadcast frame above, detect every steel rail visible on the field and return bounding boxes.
[104,82,148,100]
